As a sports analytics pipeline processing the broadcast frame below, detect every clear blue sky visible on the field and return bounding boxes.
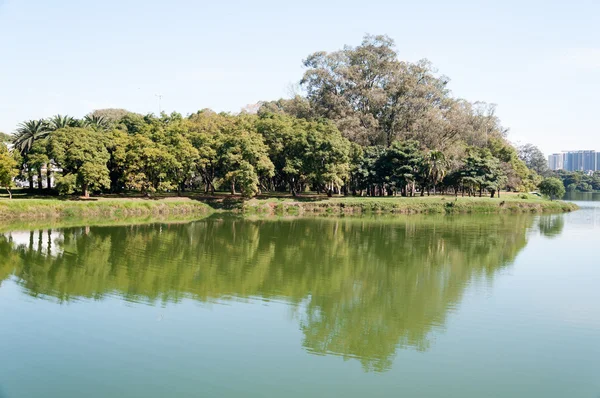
[1,0,598,155]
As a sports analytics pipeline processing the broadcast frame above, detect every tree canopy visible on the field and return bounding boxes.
[0,143,19,198]
[0,132,12,144]
[4,35,543,199]
[539,177,566,200]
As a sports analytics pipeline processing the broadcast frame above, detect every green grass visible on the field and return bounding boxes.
[241,195,578,216]
[0,193,578,223]
[0,197,213,221]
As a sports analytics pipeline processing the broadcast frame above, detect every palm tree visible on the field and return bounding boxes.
[425,150,448,195]
[48,114,79,131]
[13,119,50,189]
[83,115,110,131]
[13,119,50,154]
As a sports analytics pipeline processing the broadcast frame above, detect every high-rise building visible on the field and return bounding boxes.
[549,150,599,172]
[583,150,596,172]
[548,153,564,170]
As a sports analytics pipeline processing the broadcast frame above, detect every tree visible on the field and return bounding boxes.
[48,114,80,131]
[89,108,134,125]
[376,140,424,196]
[518,144,548,175]
[122,135,178,195]
[258,96,314,120]
[423,150,448,195]
[217,127,274,197]
[0,132,12,144]
[539,177,565,200]
[301,35,450,147]
[13,119,50,154]
[458,148,505,197]
[25,139,50,192]
[0,143,18,199]
[83,115,110,131]
[49,128,111,197]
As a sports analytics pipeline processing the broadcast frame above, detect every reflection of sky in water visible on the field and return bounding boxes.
[3,230,64,257]
[563,201,600,228]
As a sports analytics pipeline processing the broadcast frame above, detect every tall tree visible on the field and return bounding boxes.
[89,108,134,125]
[376,140,424,196]
[0,132,12,144]
[83,115,110,131]
[301,35,450,147]
[49,128,111,197]
[518,143,548,175]
[423,150,448,195]
[48,114,80,131]
[13,119,50,154]
[217,127,274,197]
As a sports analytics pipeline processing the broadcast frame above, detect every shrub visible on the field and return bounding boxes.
[538,177,566,201]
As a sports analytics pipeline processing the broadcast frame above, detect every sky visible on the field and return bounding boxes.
[0,0,598,156]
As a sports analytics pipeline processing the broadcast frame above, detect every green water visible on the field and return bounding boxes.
[0,207,599,397]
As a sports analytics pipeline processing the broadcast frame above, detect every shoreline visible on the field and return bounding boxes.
[241,196,579,216]
[0,196,578,224]
[0,198,213,222]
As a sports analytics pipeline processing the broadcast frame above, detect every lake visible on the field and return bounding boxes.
[1,203,599,397]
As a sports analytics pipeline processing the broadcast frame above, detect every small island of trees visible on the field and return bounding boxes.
[0,35,550,200]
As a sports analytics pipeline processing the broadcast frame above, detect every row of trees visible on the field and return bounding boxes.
[553,170,600,192]
[2,110,537,198]
[1,35,544,198]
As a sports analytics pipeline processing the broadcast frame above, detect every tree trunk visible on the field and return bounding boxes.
[230,181,236,195]
[38,168,43,192]
[46,164,52,191]
[7,188,12,199]
[82,184,90,198]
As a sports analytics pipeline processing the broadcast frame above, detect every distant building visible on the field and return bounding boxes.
[548,153,564,170]
[549,150,600,172]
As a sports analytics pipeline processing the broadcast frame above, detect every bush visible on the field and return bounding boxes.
[518,193,529,200]
[538,177,566,201]
[55,174,77,195]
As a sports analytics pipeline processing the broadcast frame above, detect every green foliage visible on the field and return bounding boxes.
[50,127,111,197]
[13,119,50,154]
[0,132,12,144]
[518,143,549,176]
[555,170,600,192]
[0,143,19,198]
[217,123,274,197]
[55,173,77,195]
[539,177,566,200]
[376,140,423,195]
[7,36,546,199]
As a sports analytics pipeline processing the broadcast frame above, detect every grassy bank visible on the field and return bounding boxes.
[241,195,579,216]
[0,194,578,222]
[0,198,213,221]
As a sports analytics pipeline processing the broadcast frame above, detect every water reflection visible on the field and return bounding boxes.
[537,215,565,238]
[0,215,537,371]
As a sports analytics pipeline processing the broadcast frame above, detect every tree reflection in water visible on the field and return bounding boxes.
[0,214,543,372]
